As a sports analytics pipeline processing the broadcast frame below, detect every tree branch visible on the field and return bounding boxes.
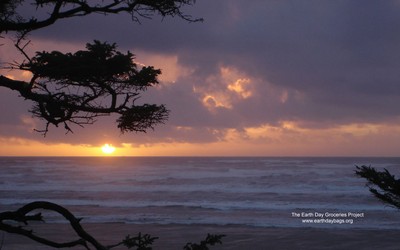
[0,0,201,33]
[0,201,165,250]
[355,165,400,209]
[0,41,169,135]
[0,201,102,249]
[0,201,225,249]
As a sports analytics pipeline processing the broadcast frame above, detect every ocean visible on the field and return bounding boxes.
[1,157,400,230]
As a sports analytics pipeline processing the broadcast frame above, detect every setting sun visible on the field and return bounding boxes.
[101,144,116,154]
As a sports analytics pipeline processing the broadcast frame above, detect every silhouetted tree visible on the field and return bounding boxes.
[0,0,201,135]
[0,0,201,34]
[355,165,400,209]
[184,234,226,250]
[4,40,170,135]
[0,1,226,249]
[0,201,225,250]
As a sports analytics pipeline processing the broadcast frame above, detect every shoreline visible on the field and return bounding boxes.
[2,223,400,250]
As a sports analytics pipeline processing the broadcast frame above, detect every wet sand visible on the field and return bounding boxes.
[2,223,400,250]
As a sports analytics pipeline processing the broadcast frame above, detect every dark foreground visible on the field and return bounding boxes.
[2,223,400,250]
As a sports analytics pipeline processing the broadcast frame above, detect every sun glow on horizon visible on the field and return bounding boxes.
[101,144,116,155]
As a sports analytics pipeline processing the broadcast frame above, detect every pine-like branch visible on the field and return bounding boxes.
[355,165,400,209]
[0,40,169,135]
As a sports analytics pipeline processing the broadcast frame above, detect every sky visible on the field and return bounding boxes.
[1,0,400,156]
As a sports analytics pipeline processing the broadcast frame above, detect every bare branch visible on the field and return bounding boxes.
[0,201,98,249]
[0,201,163,250]
[14,34,32,63]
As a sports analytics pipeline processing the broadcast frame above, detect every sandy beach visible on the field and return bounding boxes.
[2,223,400,250]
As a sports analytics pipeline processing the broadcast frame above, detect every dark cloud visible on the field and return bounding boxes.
[2,0,400,145]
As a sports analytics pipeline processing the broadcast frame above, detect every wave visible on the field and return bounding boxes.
[2,157,400,229]
[0,197,390,212]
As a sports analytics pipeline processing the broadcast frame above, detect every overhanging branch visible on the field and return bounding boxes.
[0,40,169,135]
[0,0,202,33]
[0,201,102,249]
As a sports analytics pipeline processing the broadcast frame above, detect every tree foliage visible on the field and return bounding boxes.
[184,234,226,250]
[12,40,169,135]
[355,165,400,209]
[0,0,200,134]
[0,2,225,249]
[0,0,201,34]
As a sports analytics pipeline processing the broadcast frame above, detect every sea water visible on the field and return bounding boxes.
[1,157,400,229]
